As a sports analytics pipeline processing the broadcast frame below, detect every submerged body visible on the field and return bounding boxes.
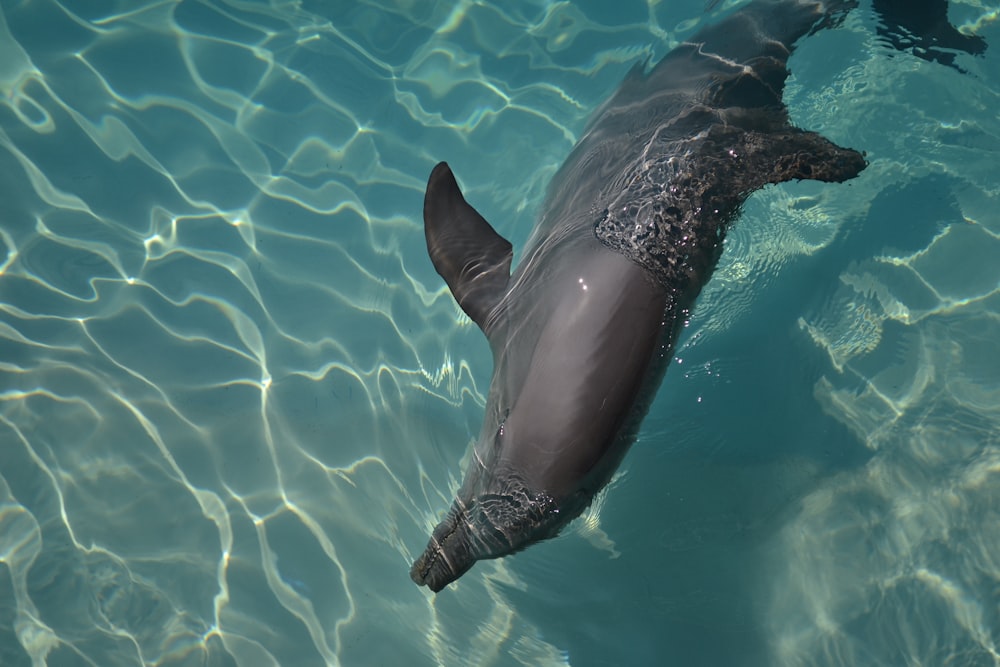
[411,0,866,592]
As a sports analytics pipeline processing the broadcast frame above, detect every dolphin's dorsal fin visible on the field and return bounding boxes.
[423,162,512,332]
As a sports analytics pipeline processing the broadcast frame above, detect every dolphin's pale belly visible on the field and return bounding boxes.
[492,241,669,501]
[411,0,867,593]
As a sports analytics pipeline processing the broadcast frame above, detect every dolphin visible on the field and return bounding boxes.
[411,0,867,592]
[873,0,987,72]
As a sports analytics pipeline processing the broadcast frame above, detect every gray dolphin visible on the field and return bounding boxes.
[411,0,866,592]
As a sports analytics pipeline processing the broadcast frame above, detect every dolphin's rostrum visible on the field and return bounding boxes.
[411,0,867,592]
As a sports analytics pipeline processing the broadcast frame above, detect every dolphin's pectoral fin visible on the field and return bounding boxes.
[746,128,867,188]
[423,162,513,332]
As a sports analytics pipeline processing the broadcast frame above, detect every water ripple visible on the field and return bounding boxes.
[1,0,998,665]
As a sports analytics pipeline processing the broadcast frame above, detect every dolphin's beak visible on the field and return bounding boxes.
[411,504,477,592]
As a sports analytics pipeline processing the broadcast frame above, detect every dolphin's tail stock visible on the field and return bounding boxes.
[693,0,857,61]
[873,0,987,72]
[643,0,858,113]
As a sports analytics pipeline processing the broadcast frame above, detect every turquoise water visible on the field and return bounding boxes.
[1,0,998,665]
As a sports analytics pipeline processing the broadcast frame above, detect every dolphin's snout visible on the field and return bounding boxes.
[411,505,477,592]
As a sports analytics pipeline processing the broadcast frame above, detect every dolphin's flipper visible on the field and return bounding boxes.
[423,162,512,332]
[728,127,868,190]
[594,122,866,292]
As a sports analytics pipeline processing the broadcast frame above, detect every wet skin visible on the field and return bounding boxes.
[411,0,866,592]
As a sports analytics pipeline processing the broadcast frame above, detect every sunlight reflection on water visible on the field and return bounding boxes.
[1,0,998,665]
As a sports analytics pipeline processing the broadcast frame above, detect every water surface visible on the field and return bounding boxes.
[1,1,998,665]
